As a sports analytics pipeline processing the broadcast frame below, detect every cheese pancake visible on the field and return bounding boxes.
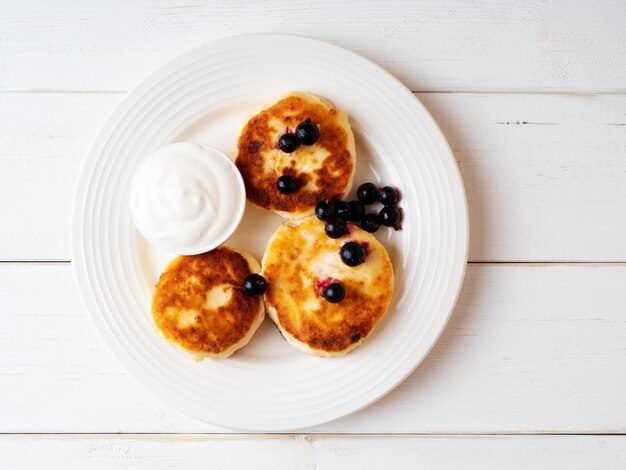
[262,216,394,356]
[235,92,356,219]
[152,247,265,359]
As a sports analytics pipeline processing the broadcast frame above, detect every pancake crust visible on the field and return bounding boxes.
[262,216,394,356]
[235,92,356,219]
[152,246,265,359]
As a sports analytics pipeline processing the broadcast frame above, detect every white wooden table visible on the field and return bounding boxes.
[2,1,625,467]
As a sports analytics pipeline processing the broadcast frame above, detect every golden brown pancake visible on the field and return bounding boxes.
[262,216,394,356]
[235,92,356,219]
[152,246,265,359]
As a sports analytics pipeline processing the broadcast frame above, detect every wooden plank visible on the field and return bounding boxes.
[1,435,625,469]
[0,0,624,92]
[0,435,310,470]
[0,92,122,260]
[312,436,626,469]
[0,263,625,433]
[420,93,626,262]
[1,92,625,261]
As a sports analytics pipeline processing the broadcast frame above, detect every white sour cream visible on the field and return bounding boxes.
[130,142,245,255]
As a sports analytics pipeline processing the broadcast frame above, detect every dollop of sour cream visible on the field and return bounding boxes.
[130,142,245,255]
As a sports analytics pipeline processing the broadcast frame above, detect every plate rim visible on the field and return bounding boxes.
[71,33,469,431]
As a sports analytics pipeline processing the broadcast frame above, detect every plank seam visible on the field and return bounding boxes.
[0,89,626,96]
[1,432,625,437]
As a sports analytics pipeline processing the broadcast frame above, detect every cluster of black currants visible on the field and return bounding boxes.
[315,198,363,239]
[355,182,402,232]
[276,118,320,195]
[315,182,402,238]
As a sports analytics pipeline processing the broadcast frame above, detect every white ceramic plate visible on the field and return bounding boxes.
[72,34,468,431]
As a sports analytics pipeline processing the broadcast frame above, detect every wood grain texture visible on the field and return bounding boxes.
[0,435,312,470]
[0,0,624,92]
[0,93,121,259]
[1,263,624,433]
[422,93,626,262]
[312,436,626,470]
[1,435,626,469]
[1,92,624,261]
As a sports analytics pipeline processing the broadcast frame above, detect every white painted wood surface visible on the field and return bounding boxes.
[2,93,625,261]
[2,435,626,470]
[2,0,625,467]
[1,0,624,92]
